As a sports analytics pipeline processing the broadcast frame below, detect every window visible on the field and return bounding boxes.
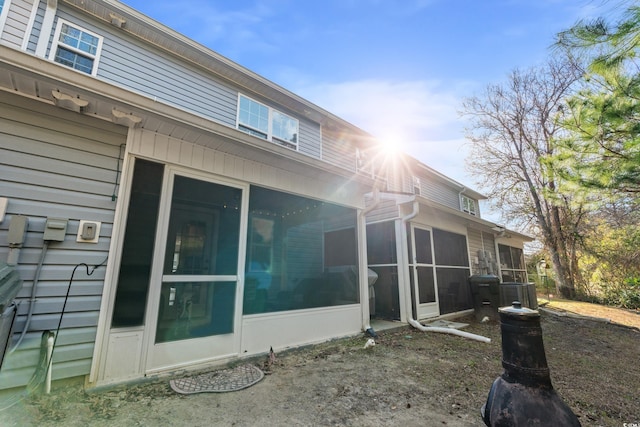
[432,228,472,314]
[242,186,358,315]
[112,159,164,327]
[498,244,527,282]
[49,20,103,75]
[356,148,370,174]
[368,221,400,320]
[412,176,421,195]
[461,194,477,216]
[237,94,299,149]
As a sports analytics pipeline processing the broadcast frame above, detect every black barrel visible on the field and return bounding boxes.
[481,302,581,426]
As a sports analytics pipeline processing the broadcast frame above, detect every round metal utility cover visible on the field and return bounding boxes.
[498,301,539,317]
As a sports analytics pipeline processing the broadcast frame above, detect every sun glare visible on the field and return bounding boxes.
[378,136,403,157]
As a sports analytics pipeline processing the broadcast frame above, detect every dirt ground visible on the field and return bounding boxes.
[0,306,639,427]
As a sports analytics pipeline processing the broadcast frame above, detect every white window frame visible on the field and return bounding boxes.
[356,148,371,175]
[498,244,528,282]
[460,194,477,216]
[0,0,12,33]
[412,176,421,195]
[236,94,299,150]
[48,19,103,76]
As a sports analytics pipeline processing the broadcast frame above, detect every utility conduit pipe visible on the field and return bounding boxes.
[409,318,491,343]
[11,240,49,353]
[45,332,54,394]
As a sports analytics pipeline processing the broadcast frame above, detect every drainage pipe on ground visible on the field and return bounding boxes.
[409,318,491,343]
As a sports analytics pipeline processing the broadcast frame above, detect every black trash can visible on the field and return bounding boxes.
[468,275,501,321]
[0,261,23,370]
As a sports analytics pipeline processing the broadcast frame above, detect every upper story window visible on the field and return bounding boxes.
[461,194,477,216]
[49,20,103,76]
[356,148,370,175]
[237,94,299,150]
[412,176,421,195]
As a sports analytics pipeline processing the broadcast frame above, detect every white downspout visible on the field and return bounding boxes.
[400,200,490,343]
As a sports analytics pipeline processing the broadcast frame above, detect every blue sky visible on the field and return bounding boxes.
[120,0,613,190]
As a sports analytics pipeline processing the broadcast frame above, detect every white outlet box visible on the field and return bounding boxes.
[77,220,101,243]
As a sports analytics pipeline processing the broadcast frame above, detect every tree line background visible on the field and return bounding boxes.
[461,0,640,309]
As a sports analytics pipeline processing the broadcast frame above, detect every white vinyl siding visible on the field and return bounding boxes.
[322,127,356,171]
[128,130,367,209]
[0,92,126,389]
[402,172,460,210]
[1,0,33,49]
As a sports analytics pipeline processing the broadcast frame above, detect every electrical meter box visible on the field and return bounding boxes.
[7,215,28,245]
[44,218,68,242]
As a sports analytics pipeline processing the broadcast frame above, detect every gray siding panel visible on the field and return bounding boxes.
[421,178,460,210]
[468,228,483,275]
[25,0,44,53]
[50,8,326,161]
[322,127,356,171]
[97,42,238,126]
[53,9,238,127]
[365,199,399,223]
[297,119,321,158]
[1,0,32,48]
[0,93,126,389]
[467,229,498,276]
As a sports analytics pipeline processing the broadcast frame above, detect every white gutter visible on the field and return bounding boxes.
[401,200,419,222]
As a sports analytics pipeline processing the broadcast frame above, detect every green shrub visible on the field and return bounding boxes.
[599,277,640,309]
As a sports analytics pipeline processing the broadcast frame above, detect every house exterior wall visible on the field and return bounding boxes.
[404,170,465,211]
[128,131,357,206]
[23,0,41,53]
[92,128,368,386]
[467,228,498,275]
[321,127,356,172]
[0,91,127,389]
[26,5,326,166]
[364,198,399,223]
[0,0,532,390]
